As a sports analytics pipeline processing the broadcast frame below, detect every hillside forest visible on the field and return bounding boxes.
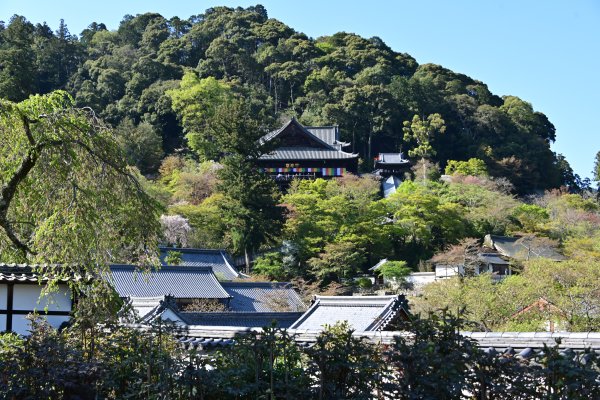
[2,5,600,332]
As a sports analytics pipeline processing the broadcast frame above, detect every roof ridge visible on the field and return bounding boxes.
[159,247,224,254]
[110,264,215,272]
[221,281,291,287]
[260,119,338,151]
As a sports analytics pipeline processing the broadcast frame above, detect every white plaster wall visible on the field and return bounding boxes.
[406,273,436,286]
[46,315,71,330]
[13,284,71,312]
[0,284,6,309]
[160,309,186,325]
[435,265,462,279]
[10,315,70,336]
[12,315,32,336]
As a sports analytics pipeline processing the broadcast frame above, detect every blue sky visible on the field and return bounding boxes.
[2,0,599,180]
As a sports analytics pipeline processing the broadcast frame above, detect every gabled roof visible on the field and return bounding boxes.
[369,258,388,272]
[484,235,566,261]
[221,282,306,312]
[289,295,409,332]
[377,153,410,165]
[305,126,350,148]
[179,311,304,328]
[478,253,510,265]
[159,247,243,281]
[124,296,187,324]
[108,265,232,299]
[258,119,358,161]
[260,118,335,149]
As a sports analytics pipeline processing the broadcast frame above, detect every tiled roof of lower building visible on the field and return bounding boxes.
[108,265,231,299]
[484,234,566,261]
[124,296,188,324]
[159,247,243,281]
[221,282,306,312]
[478,253,510,265]
[179,311,304,328]
[289,295,409,332]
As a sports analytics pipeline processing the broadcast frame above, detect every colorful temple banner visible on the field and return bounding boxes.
[261,167,346,176]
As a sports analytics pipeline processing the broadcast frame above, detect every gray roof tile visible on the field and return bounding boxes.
[258,147,357,160]
[179,312,304,328]
[290,295,409,331]
[159,248,242,281]
[221,282,306,312]
[259,119,335,150]
[377,153,410,164]
[109,265,231,299]
[485,235,566,261]
[305,126,342,147]
[478,253,510,265]
[258,119,357,161]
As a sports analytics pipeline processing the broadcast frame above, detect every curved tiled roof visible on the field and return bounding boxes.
[108,265,231,299]
[377,153,410,164]
[159,248,243,281]
[289,295,409,331]
[259,118,335,150]
[258,147,358,160]
[179,311,304,328]
[168,326,600,353]
[484,234,566,261]
[258,119,357,161]
[221,282,306,312]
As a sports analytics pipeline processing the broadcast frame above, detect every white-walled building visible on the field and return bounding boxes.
[0,264,73,335]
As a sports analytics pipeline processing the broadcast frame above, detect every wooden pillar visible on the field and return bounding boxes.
[6,284,13,332]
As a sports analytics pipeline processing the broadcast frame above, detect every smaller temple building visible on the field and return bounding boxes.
[373,153,411,198]
[257,118,358,183]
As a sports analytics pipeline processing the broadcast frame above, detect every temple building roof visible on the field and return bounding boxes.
[159,247,243,281]
[258,118,358,163]
[258,147,358,160]
[178,311,304,328]
[108,265,232,300]
[484,234,566,261]
[289,295,409,332]
[221,282,306,312]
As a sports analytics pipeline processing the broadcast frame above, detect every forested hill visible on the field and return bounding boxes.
[0,5,581,193]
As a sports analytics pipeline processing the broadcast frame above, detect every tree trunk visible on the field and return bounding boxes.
[367,131,373,167]
[244,247,251,275]
[274,80,278,113]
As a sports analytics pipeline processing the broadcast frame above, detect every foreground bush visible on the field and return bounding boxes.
[0,315,599,399]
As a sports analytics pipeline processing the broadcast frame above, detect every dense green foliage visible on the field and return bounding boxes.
[1,315,599,399]
[445,157,489,177]
[2,4,600,337]
[0,6,584,193]
[416,258,600,332]
[0,91,161,270]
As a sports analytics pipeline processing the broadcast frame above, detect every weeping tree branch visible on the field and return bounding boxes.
[0,107,143,257]
[0,116,39,255]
